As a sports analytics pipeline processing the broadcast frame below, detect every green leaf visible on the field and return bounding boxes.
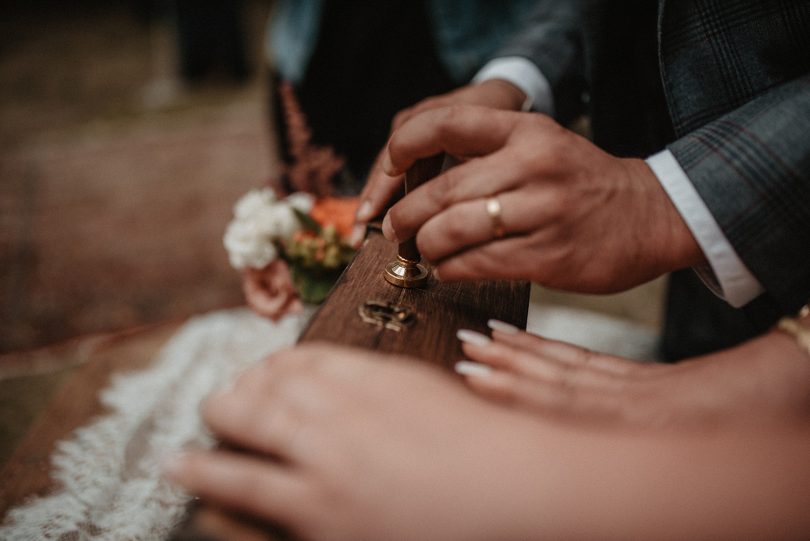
[292,207,322,233]
[291,264,342,304]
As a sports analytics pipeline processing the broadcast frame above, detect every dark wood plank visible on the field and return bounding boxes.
[299,230,529,368]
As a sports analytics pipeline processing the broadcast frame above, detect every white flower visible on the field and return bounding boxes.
[284,191,315,214]
[224,188,314,269]
[252,203,298,242]
[233,188,277,220]
[223,218,278,269]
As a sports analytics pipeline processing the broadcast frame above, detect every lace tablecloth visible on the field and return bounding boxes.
[1,308,313,541]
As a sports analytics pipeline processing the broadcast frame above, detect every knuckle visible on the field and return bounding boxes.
[431,169,463,208]
[438,104,468,131]
[443,211,469,244]
[391,109,410,130]
[558,363,583,392]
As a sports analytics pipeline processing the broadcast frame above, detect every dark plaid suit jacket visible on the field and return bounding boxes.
[497,0,810,358]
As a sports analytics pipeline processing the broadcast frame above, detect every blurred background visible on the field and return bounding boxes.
[1,0,276,355]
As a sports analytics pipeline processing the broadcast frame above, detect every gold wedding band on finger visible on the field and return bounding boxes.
[485,196,506,239]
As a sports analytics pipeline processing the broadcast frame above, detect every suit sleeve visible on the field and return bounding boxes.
[667,74,810,314]
[488,1,585,123]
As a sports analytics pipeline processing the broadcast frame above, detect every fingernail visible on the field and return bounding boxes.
[355,200,372,221]
[487,319,519,335]
[382,153,396,175]
[454,360,492,377]
[432,267,442,282]
[381,213,398,243]
[160,450,187,479]
[456,329,491,347]
[349,224,365,247]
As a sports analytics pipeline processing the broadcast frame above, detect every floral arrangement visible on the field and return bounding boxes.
[224,82,359,320]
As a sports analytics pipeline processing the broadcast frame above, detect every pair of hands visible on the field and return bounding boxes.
[354,80,702,292]
[165,326,810,541]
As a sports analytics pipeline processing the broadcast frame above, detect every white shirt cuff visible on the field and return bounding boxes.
[472,56,554,116]
[647,150,764,308]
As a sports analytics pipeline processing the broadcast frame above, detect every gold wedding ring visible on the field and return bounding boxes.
[485,196,506,239]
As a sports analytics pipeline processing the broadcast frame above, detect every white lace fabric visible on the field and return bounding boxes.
[1,307,312,541]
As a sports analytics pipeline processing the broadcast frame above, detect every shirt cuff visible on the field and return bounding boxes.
[646,149,764,308]
[472,56,554,116]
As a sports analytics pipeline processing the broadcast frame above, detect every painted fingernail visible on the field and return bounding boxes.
[455,360,492,377]
[349,224,365,247]
[487,319,519,335]
[381,213,399,243]
[456,329,491,347]
[355,200,372,221]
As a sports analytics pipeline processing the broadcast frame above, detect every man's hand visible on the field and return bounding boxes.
[379,105,703,293]
[352,80,529,245]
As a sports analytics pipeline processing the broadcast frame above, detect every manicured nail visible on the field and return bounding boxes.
[349,224,365,247]
[487,319,519,335]
[455,360,492,377]
[381,213,398,242]
[355,200,372,221]
[456,329,491,347]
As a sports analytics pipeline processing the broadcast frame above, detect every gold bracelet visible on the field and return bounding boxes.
[776,304,810,357]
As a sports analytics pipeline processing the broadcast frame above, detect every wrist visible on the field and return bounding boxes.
[475,79,529,111]
[628,158,706,273]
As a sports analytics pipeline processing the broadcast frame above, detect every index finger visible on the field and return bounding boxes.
[382,105,517,176]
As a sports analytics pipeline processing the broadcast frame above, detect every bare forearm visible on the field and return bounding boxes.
[511,422,810,540]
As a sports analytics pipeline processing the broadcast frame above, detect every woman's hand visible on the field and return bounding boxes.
[377,105,702,293]
[456,320,810,429]
[162,343,556,541]
[242,260,303,321]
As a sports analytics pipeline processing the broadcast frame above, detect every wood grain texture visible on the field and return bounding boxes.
[299,229,530,368]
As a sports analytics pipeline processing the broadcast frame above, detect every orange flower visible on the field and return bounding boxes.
[310,196,360,238]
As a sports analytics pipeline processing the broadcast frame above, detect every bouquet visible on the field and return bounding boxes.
[223,82,359,320]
